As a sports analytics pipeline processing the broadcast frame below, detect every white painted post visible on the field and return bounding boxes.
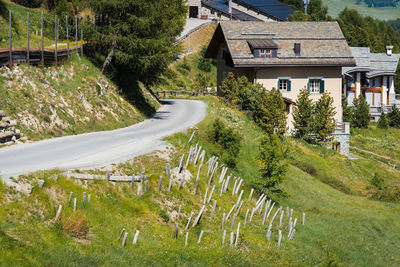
[270,207,282,225]
[197,230,204,244]
[258,198,265,215]
[279,210,284,227]
[188,131,195,143]
[236,190,243,207]
[193,205,205,226]
[266,229,271,241]
[220,179,225,196]
[230,232,234,247]
[88,194,91,205]
[244,209,250,226]
[68,192,73,203]
[235,179,242,195]
[207,185,215,203]
[73,198,77,212]
[286,206,290,219]
[222,213,225,230]
[186,212,194,230]
[137,184,142,198]
[174,223,179,240]
[185,232,189,247]
[178,154,185,173]
[222,230,226,246]
[82,192,86,207]
[277,230,282,247]
[226,204,236,220]
[133,230,140,244]
[203,187,209,204]
[224,175,231,192]
[266,202,275,220]
[158,176,162,194]
[249,188,254,200]
[262,203,269,225]
[249,208,255,223]
[177,204,182,220]
[121,232,128,247]
[211,200,217,221]
[167,164,172,191]
[178,174,185,190]
[235,201,244,217]
[54,204,62,222]
[230,214,236,229]
[118,228,125,241]
[289,229,296,240]
[302,213,305,225]
[232,180,238,196]
[235,222,240,247]
[38,179,45,189]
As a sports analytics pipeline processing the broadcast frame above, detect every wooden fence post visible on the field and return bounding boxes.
[55,15,58,67]
[9,10,12,68]
[80,17,83,55]
[41,12,44,66]
[75,15,78,54]
[66,15,69,59]
[27,12,29,65]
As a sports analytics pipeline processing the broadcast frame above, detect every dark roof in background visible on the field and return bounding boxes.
[202,1,259,21]
[233,0,296,20]
[247,39,278,49]
[206,21,356,67]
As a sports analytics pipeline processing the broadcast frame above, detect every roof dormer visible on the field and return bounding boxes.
[247,39,278,58]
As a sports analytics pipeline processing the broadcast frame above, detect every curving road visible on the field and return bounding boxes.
[0,99,207,179]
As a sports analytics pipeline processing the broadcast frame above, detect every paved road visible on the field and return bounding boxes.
[0,100,207,179]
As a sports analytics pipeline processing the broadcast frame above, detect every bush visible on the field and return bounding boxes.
[370,173,385,190]
[377,111,389,129]
[388,105,400,128]
[62,213,89,238]
[352,95,371,128]
[197,57,212,72]
[12,0,43,8]
[208,119,242,168]
[177,58,191,73]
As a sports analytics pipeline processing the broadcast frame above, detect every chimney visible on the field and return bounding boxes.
[294,43,301,56]
[386,45,393,56]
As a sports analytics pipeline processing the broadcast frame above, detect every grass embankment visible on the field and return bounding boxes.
[0,53,159,141]
[1,97,399,266]
[0,0,58,49]
[322,0,400,20]
[180,23,217,54]
[351,123,400,162]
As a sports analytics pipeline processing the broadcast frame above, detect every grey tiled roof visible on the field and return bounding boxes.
[342,47,400,77]
[219,21,356,67]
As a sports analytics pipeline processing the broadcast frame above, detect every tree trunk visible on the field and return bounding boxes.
[101,38,117,73]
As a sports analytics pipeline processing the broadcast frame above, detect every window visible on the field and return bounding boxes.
[260,49,272,57]
[374,77,381,88]
[309,79,321,93]
[278,79,291,91]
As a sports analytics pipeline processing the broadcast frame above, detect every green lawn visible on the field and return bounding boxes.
[1,97,399,266]
[351,123,400,162]
[323,0,400,20]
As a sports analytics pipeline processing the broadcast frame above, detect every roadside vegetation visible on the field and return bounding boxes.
[1,96,400,266]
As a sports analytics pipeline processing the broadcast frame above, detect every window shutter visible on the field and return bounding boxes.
[320,79,325,93]
[277,79,280,90]
[307,80,310,92]
[288,80,291,92]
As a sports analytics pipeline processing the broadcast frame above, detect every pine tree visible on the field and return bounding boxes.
[259,88,287,135]
[352,95,371,128]
[293,88,313,138]
[388,105,400,128]
[377,111,389,129]
[342,98,354,123]
[312,92,337,143]
[257,133,288,196]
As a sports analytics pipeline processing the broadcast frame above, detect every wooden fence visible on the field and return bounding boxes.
[155,90,216,98]
[1,10,85,68]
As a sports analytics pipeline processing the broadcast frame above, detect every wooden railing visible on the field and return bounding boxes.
[155,90,216,97]
[0,45,84,67]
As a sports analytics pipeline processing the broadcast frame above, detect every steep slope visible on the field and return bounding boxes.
[0,97,399,266]
[0,54,159,142]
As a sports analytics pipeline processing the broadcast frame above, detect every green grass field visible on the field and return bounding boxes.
[323,0,400,20]
[1,96,399,266]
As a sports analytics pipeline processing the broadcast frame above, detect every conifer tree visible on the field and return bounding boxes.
[388,105,400,128]
[293,88,313,138]
[257,132,288,196]
[377,111,389,129]
[352,95,371,128]
[342,98,354,123]
[312,92,336,143]
[259,88,287,135]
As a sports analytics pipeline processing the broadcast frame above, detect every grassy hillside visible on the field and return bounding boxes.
[351,123,400,162]
[323,0,400,20]
[1,96,399,266]
[0,54,159,141]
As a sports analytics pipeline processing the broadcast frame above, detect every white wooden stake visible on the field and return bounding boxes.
[279,210,284,227]
[230,232,234,247]
[277,230,282,247]
[174,223,179,240]
[249,188,254,200]
[230,214,236,229]
[222,213,225,230]
[302,212,305,225]
[68,191,73,203]
[118,228,125,241]
[244,209,250,226]
[121,232,128,247]
[208,185,215,203]
[54,204,62,222]
[197,230,204,244]
[177,204,182,220]
[133,230,140,244]
[222,230,226,246]
[226,204,236,220]
[186,212,194,230]
[73,198,77,212]
[185,232,189,247]
[158,176,162,194]
[211,200,217,221]
[235,222,240,247]
[203,187,209,204]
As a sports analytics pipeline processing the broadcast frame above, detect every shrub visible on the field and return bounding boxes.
[197,58,212,72]
[159,209,170,223]
[177,58,191,73]
[377,111,389,129]
[352,95,371,128]
[370,173,385,190]
[388,105,400,128]
[257,132,288,196]
[208,119,242,168]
